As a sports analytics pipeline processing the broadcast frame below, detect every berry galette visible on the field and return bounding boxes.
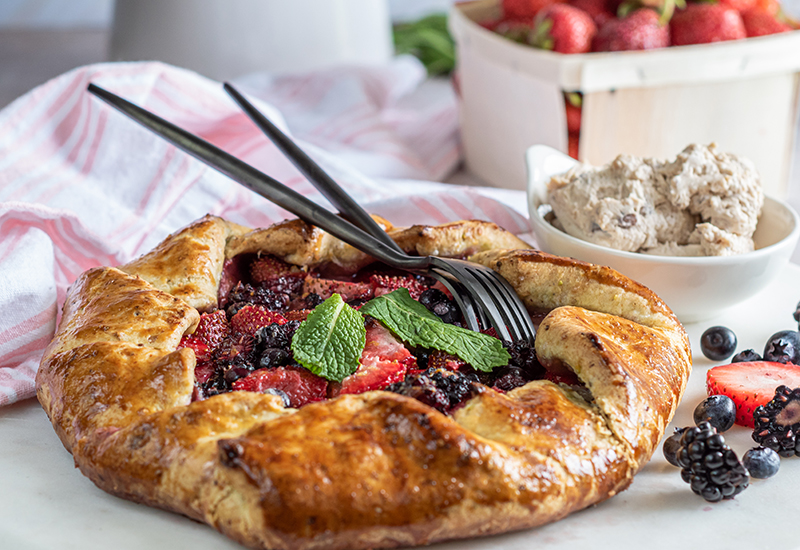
[36,214,691,550]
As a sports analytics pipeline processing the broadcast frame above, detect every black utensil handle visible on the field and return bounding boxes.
[86,83,425,271]
[223,82,405,254]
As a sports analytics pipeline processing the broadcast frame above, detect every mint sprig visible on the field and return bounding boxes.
[360,289,510,372]
[291,294,366,383]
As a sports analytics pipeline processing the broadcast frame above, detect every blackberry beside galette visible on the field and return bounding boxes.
[36,214,691,550]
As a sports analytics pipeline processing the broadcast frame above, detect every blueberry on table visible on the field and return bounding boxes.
[693,395,736,432]
[731,349,762,363]
[742,446,780,479]
[700,326,737,361]
[763,330,800,364]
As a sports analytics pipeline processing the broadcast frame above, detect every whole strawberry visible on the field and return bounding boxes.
[718,0,757,13]
[741,7,791,36]
[670,3,746,46]
[568,0,615,26]
[504,0,566,18]
[592,8,670,51]
[531,4,598,53]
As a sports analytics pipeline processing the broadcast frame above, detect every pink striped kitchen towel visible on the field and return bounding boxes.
[0,59,532,407]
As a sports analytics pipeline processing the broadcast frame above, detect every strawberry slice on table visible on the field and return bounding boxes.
[370,274,427,300]
[232,365,328,408]
[303,276,374,302]
[706,361,800,428]
[230,304,287,336]
[338,323,416,395]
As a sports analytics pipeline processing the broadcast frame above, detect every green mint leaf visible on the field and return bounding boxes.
[291,294,366,383]
[360,289,510,372]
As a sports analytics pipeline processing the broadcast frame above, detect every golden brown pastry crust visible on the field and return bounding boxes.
[36,214,691,550]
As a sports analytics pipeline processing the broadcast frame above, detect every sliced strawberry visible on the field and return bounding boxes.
[370,274,427,300]
[230,304,287,336]
[706,361,800,428]
[193,309,230,350]
[178,335,212,362]
[284,309,312,322]
[427,349,467,372]
[218,258,244,308]
[250,254,294,283]
[232,365,328,407]
[193,361,216,384]
[303,276,374,302]
[545,370,581,386]
[338,322,416,395]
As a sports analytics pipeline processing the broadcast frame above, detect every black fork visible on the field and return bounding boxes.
[86,83,535,344]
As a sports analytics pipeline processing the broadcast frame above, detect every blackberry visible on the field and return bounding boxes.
[662,427,687,467]
[258,348,292,369]
[386,367,478,414]
[254,321,300,353]
[693,395,736,432]
[261,273,304,298]
[491,366,529,392]
[763,330,800,364]
[752,385,800,457]
[731,349,762,363]
[418,288,459,324]
[213,343,255,372]
[200,367,232,397]
[226,282,288,313]
[304,292,324,308]
[675,422,748,502]
[414,348,431,370]
[700,326,737,361]
[742,446,780,479]
[504,339,545,379]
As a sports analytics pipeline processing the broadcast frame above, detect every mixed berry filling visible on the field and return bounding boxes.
[179,253,571,413]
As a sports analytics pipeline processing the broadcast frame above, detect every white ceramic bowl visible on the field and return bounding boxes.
[525,145,800,324]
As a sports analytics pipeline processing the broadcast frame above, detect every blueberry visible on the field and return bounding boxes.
[742,446,780,479]
[693,395,736,432]
[258,348,292,369]
[700,326,738,361]
[662,427,687,467]
[223,366,250,384]
[731,349,762,363]
[763,330,800,364]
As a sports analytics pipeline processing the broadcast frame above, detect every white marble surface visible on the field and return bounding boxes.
[4,263,800,550]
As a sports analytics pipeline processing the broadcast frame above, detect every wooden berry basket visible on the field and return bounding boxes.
[449,0,800,197]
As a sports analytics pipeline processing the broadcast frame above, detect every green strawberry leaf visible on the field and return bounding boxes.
[291,294,366,383]
[360,289,510,372]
